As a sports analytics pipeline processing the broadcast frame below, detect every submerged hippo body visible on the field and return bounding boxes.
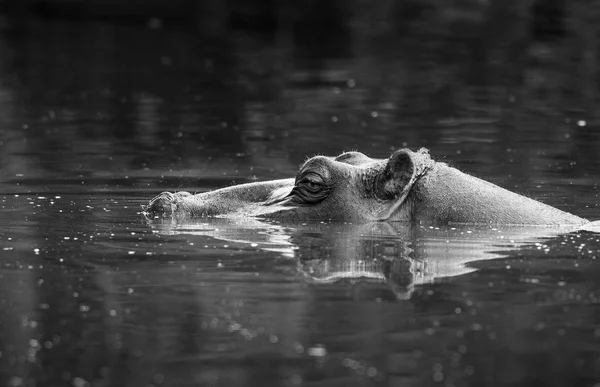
[145,148,587,226]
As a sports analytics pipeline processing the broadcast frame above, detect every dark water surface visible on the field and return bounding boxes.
[1,10,600,387]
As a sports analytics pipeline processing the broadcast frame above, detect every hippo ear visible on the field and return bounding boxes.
[375,148,433,220]
[376,149,417,201]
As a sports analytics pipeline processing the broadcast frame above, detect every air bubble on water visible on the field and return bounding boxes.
[160,56,172,66]
[8,376,23,387]
[293,342,304,354]
[307,344,326,357]
[241,329,253,340]
[72,377,89,387]
[290,374,302,385]
[147,18,162,29]
[535,322,546,331]
[228,323,241,332]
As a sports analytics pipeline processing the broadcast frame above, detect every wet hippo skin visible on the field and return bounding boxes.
[144,148,588,225]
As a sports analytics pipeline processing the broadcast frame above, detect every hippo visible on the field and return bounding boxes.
[144,148,588,226]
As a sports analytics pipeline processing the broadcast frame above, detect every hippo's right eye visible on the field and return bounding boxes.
[292,173,329,204]
[303,178,323,192]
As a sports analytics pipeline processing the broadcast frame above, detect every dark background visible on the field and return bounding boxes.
[0,0,598,192]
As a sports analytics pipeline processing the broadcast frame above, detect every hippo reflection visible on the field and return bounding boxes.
[145,148,587,225]
[146,218,573,299]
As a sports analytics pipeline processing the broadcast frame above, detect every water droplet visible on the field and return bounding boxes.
[8,376,23,387]
[72,377,89,387]
[147,18,162,29]
[307,344,326,357]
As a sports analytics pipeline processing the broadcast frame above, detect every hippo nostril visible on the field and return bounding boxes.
[144,192,177,217]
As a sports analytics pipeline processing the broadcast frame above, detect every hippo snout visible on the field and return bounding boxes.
[144,191,192,217]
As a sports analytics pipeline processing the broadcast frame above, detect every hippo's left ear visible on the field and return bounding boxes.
[375,148,434,220]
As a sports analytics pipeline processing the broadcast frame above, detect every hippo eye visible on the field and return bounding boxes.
[292,173,329,204]
[303,177,323,192]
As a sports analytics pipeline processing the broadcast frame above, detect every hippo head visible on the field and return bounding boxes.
[144,148,436,222]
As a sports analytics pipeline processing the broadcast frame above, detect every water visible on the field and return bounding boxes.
[1,8,600,387]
